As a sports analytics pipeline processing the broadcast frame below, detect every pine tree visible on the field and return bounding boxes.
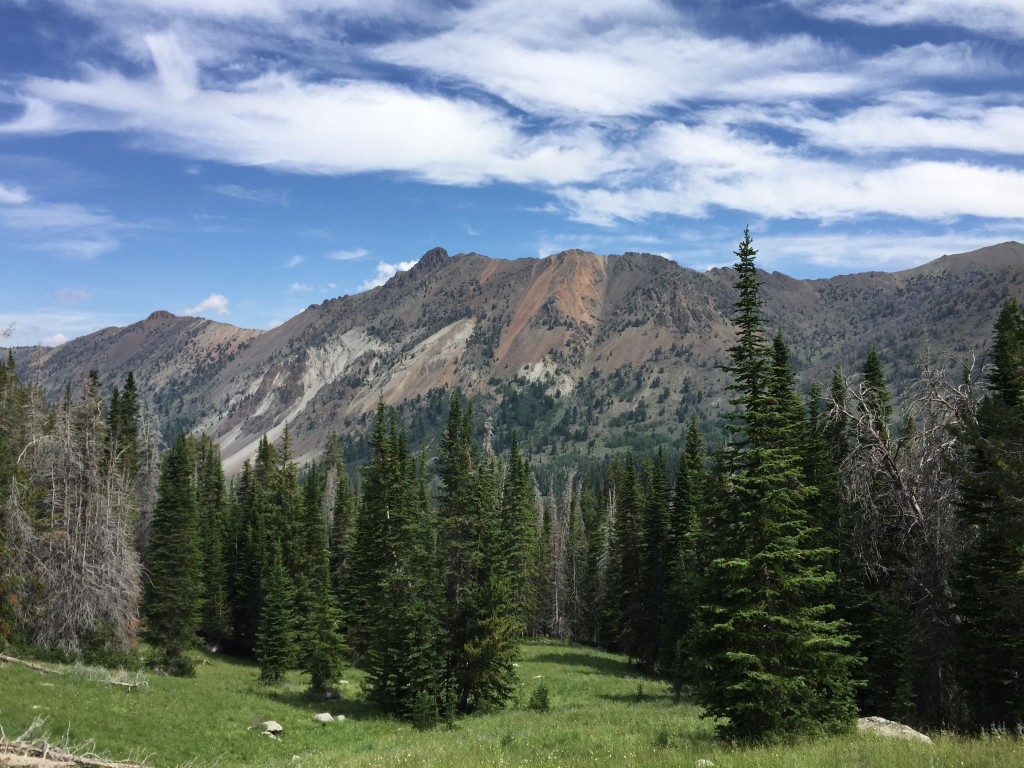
[953,299,1024,729]
[436,391,519,715]
[638,449,670,671]
[357,406,442,723]
[612,452,643,660]
[144,433,204,675]
[499,432,539,632]
[257,541,297,685]
[195,435,231,648]
[664,417,706,690]
[328,463,356,615]
[298,461,347,694]
[686,229,856,740]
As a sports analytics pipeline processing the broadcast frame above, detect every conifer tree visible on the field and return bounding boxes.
[436,391,519,715]
[357,405,442,723]
[612,452,643,660]
[638,449,670,671]
[257,540,296,684]
[686,229,856,740]
[195,435,231,647]
[953,299,1024,729]
[664,417,706,688]
[298,461,347,694]
[144,432,204,675]
[499,432,539,631]
[328,464,356,614]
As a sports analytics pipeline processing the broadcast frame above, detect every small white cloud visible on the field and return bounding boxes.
[185,164,201,175]
[0,182,31,205]
[286,254,305,267]
[41,332,68,346]
[328,247,368,261]
[287,282,313,293]
[209,184,288,205]
[182,293,230,316]
[359,259,418,291]
[55,288,90,304]
[267,318,282,329]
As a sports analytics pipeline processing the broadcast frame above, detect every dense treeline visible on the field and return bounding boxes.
[2,231,1023,739]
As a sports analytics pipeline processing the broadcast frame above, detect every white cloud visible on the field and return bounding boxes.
[286,255,304,267]
[0,199,125,260]
[790,99,1024,155]
[3,35,619,187]
[0,308,115,347]
[182,293,230,316]
[328,247,368,261]
[287,282,312,293]
[209,183,288,204]
[787,0,1024,37]
[557,119,1024,226]
[55,289,90,304]
[358,259,418,291]
[0,182,31,204]
[757,224,1024,275]
[41,332,69,346]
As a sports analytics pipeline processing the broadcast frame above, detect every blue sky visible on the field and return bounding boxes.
[1,0,1022,346]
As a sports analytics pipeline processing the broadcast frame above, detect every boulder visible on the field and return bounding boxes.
[857,716,932,745]
[264,720,284,735]
[694,760,715,768]
[314,713,333,724]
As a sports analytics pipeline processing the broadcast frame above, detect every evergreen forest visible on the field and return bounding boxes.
[2,231,1023,742]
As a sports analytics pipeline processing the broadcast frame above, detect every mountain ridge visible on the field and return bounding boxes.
[8,241,1023,472]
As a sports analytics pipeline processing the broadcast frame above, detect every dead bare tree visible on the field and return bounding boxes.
[830,352,979,725]
[3,375,142,655]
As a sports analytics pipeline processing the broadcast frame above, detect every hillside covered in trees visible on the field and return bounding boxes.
[2,232,1023,740]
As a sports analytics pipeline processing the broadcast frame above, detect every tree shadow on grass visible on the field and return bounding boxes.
[529,650,638,677]
[267,688,380,720]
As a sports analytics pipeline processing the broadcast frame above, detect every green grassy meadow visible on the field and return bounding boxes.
[1,641,1020,767]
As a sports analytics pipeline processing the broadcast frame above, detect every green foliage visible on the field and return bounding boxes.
[256,541,296,685]
[686,229,857,741]
[953,298,1024,728]
[528,681,550,711]
[143,432,203,675]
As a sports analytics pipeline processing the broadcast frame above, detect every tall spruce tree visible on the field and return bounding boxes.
[638,449,670,671]
[357,405,442,723]
[953,299,1024,729]
[665,417,706,689]
[685,229,856,740]
[436,392,519,715]
[144,432,204,675]
[257,540,296,684]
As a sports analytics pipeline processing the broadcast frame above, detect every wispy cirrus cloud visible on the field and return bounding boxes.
[328,247,368,261]
[786,0,1024,37]
[209,183,289,205]
[285,255,304,267]
[0,192,127,260]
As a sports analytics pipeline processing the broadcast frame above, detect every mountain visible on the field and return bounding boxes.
[9,241,1024,472]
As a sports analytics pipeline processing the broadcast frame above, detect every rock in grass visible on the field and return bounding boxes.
[314,713,334,723]
[264,720,284,735]
[694,760,715,768]
[857,716,932,745]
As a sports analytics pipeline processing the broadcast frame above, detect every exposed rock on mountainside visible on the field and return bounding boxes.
[8,242,1024,472]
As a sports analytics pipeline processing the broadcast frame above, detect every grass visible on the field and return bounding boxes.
[1,641,1021,767]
